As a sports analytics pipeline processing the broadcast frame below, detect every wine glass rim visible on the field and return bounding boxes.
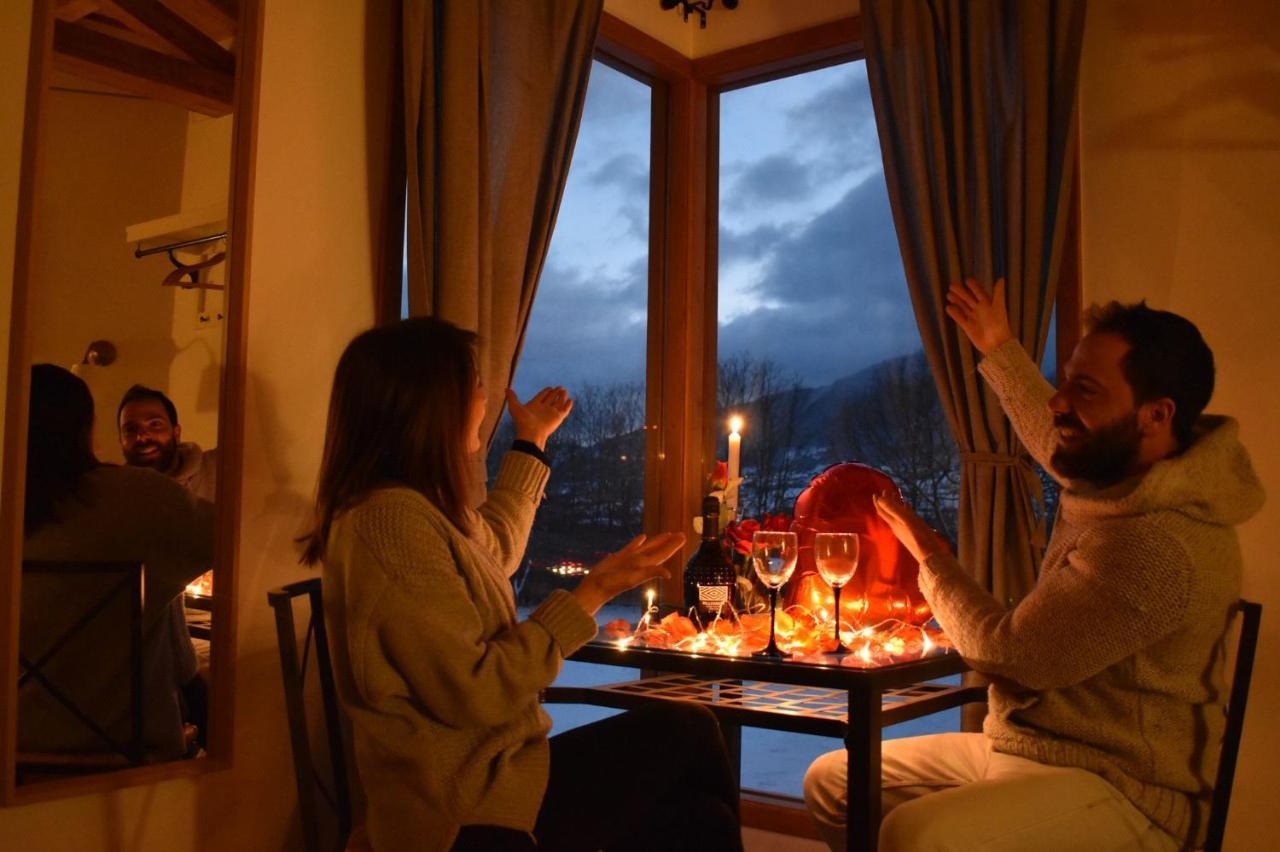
[751,530,796,542]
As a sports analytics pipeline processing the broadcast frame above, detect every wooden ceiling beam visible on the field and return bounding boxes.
[159,0,238,43]
[75,14,183,57]
[55,0,105,21]
[98,0,235,74]
[52,20,233,116]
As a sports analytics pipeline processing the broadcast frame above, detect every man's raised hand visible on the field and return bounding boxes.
[945,278,1013,355]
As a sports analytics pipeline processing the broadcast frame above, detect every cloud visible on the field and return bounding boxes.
[784,64,881,179]
[717,174,919,386]
[586,152,649,197]
[516,257,649,394]
[581,62,651,124]
[726,154,814,208]
[718,221,792,266]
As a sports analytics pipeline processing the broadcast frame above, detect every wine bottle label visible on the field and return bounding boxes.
[697,585,729,607]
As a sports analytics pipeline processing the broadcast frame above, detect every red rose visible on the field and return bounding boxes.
[723,518,760,556]
[710,460,728,490]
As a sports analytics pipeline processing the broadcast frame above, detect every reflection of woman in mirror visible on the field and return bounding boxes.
[21,364,214,763]
[300,318,741,852]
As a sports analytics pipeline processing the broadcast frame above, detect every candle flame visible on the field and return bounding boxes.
[729,415,743,434]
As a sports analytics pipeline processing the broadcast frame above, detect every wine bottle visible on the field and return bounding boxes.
[684,496,736,626]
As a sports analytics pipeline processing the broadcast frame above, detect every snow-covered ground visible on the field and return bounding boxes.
[523,604,960,797]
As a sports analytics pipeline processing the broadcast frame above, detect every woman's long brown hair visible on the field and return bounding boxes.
[299,317,478,565]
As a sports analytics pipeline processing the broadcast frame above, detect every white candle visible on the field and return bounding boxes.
[727,415,742,513]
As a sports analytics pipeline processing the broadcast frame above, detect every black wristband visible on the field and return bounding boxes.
[511,439,550,468]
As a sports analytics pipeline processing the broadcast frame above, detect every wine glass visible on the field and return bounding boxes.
[750,531,798,658]
[814,532,860,653]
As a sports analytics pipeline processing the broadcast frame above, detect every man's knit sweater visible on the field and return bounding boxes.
[322,451,599,852]
[918,340,1264,849]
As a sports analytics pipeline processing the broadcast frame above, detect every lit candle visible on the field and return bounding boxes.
[727,415,742,514]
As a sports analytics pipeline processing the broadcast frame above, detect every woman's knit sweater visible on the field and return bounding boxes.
[322,452,598,852]
[919,340,1264,850]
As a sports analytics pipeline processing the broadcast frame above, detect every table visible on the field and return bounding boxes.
[557,642,978,852]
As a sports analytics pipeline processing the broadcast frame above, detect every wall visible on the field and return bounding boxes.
[0,0,387,847]
[27,88,190,462]
[1078,1,1280,848]
[0,1,33,487]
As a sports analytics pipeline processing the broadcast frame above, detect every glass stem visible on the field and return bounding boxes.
[833,584,842,646]
[769,587,778,648]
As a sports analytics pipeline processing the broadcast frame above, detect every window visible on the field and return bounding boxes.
[503,58,656,730]
[495,58,653,626]
[717,60,959,540]
[715,59,962,795]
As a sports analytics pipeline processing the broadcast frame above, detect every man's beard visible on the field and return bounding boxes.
[1050,411,1142,487]
[125,437,178,471]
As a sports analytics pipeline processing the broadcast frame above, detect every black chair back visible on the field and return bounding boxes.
[267,578,353,852]
[1203,599,1263,852]
[17,560,145,772]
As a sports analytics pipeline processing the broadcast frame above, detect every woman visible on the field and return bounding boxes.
[301,317,742,852]
[21,364,213,761]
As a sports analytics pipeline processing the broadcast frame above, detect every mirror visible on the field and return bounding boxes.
[2,0,259,797]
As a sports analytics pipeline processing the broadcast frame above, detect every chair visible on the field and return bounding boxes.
[269,577,583,851]
[1203,599,1263,852]
[267,578,357,852]
[17,560,145,779]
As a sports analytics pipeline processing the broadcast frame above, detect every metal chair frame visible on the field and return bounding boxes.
[1203,599,1262,852]
[17,560,145,769]
[267,578,353,852]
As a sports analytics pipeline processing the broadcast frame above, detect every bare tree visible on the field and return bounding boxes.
[718,355,806,517]
[831,352,961,541]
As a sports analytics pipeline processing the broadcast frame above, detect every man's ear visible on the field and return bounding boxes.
[173,423,182,443]
[1141,397,1176,436]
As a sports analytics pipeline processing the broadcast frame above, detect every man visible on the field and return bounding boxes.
[118,384,217,501]
[804,281,1264,851]
[118,384,218,750]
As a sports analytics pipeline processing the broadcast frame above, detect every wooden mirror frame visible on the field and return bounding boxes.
[0,0,263,805]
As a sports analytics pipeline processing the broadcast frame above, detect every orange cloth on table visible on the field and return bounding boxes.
[785,463,932,626]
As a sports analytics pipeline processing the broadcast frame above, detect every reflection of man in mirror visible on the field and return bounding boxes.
[117,384,217,750]
[117,385,217,501]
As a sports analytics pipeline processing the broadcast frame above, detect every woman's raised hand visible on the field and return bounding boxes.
[506,387,573,451]
[945,277,1013,355]
[572,533,686,616]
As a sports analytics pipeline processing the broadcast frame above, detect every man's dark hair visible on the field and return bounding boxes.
[117,384,179,428]
[1083,300,1214,448]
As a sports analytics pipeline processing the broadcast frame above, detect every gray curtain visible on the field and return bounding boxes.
[402,0,603,487]
[862,0,1085,660]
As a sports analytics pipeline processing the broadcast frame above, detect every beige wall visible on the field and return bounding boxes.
[0,0,385,847]
[28,89,190,462]
[0,1,33,486]
[1079,2,1280,848]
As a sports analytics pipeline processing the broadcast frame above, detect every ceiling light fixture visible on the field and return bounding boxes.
[660,0,739,30]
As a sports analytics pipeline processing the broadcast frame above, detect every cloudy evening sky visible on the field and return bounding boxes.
[508,59,920,399]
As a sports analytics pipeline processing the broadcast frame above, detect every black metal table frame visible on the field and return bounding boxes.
[556,642,978,852]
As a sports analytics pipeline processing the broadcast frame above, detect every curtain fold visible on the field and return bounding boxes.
[401,0,603,491]
[862,1,1084,610]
